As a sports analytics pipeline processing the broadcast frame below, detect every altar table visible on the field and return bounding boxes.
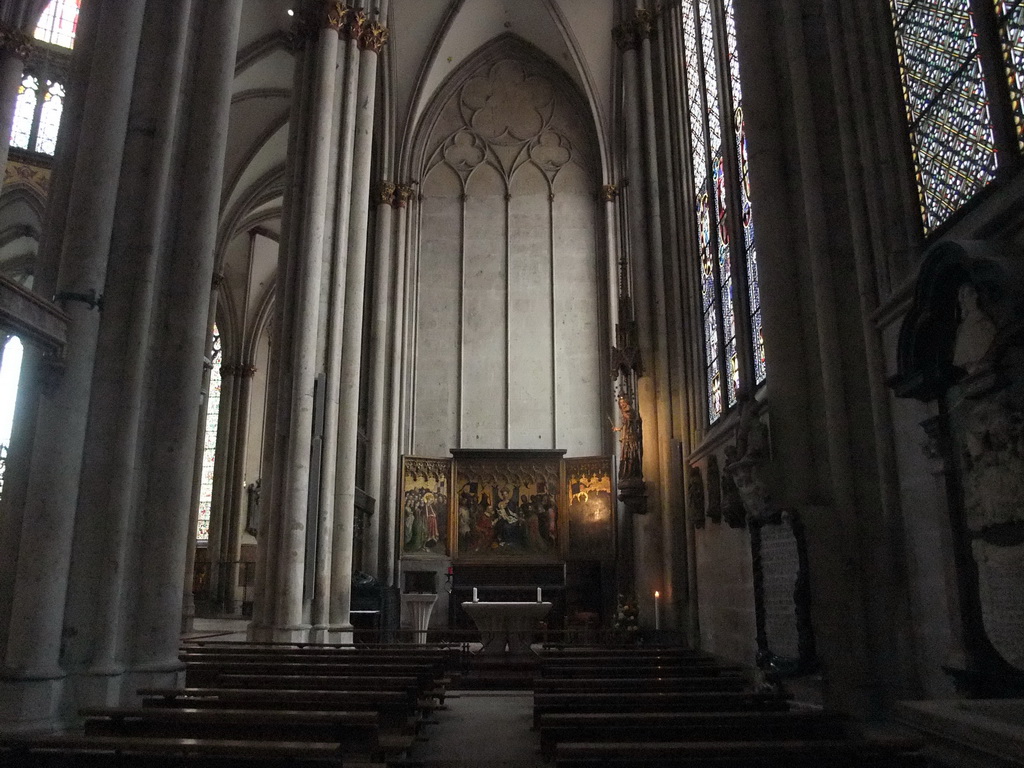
[461,601,552,655]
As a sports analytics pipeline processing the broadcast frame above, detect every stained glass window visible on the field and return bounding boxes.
[0,336,25,500]
[996,0,1024,148]
[34,0,80,49]
[10,76,38,151]
[8,76,64,156]
[197,327,222,543]
[682,0,764,424]
[890,0,1024,232]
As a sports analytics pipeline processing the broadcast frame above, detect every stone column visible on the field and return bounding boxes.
[207,361,236,605]
[0,0,146,732]
[272,2,344,642]
[249,32,315,642]
[362,180,396,577]
[128,0,243,682]
[62,0,194,706]
[313,2,364,642]
[330,1,388,640]
[224,363,256,614]
[382,182,413,586]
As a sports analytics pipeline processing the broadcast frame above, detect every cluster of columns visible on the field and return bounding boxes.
[610,0,696,640]
[249,0,396,644]
[0,0,244,732]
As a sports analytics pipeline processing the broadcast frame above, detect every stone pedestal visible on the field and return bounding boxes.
[462,601,552,655]
[402,593,437,645]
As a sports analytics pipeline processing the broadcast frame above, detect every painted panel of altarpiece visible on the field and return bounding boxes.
[453,449,564,561]
[565,456,615,560]
[400,457,453,558]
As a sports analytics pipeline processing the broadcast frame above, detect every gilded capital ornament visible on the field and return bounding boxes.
[599,184,619,202]
[393,183,414,209]
[344,9,367,41]
[359,21,389,52]
[375,180,397,206]
[0,21,33,60]
[322,1,351,32]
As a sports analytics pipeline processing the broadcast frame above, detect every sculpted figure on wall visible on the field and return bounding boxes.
[723,391,772,522]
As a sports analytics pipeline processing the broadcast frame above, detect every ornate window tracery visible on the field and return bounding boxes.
[681,0,764,424]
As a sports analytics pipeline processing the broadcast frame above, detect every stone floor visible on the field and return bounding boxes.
[413,691,542,768]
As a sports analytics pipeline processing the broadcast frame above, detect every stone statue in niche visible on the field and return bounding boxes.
[952,282,998,377]
[614,394,643,481]
[245,478,261,536]
[705,454,722,525]
[688,465,706,529]
[723,392,772,522]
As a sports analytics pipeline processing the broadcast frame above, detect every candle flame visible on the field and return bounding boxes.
[654,590,660,598]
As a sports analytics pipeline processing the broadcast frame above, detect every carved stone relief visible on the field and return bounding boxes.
[722,392,771,524]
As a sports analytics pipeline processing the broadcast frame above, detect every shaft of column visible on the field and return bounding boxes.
[272,15,340,642]
[382,185,412,587]
[225,366,254,614]
[638,7,678,629]
[207,364,237,603]
[314,8,363,640]
[330,15,387,639]
[249,34,315,641]
[129,0,244,678]
[362,184,395,577]
[66,0,194,700]
[0,0,146,731]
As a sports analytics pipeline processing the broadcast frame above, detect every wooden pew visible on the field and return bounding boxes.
[538,663,743,679]
[184,660,442,688]
[533,690,790,728]
[533,675,750,694]
[0,734,351,767]
[553,738,929,767]
[78,707,393,758]
[536,710,847,759]
[140,687,421,733]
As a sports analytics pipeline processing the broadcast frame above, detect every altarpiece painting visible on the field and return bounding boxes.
[400,457,452,557]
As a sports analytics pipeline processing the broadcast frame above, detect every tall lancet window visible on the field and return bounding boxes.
[682,0,765,424]
[890,0,1024,233]
[197,327,222,543]
[0,336,25,499]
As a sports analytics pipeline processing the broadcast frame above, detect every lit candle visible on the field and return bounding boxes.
[473,587,478,602]
[654,590,661,630]
[537,587,542,602]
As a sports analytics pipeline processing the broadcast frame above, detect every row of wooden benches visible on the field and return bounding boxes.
[1,641,461,767]
[530,647,930,767]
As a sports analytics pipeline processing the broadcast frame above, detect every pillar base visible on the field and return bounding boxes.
[74,666,127,709]
[271,624,311,643]
[308,625,331,644]
[0,674,66,734]
[327,625,354,644]
[246,622,273,643]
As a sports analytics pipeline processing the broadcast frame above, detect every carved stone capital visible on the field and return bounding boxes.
[322,1,351,32]
[633,9,656,40]
[612,21,639,51]
[393,183,415,209]
[359,21,389,52]
[375,180,397,206]
[238,364,258,378]
[599,184,619,202]
[0,21,33,60]
[211,273,225,289]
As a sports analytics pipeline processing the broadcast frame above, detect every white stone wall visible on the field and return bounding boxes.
[410,56,605,458]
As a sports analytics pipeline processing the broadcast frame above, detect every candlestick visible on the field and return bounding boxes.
[537,587,542,602]
[472,587,478,602]
[654,590,661,630]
